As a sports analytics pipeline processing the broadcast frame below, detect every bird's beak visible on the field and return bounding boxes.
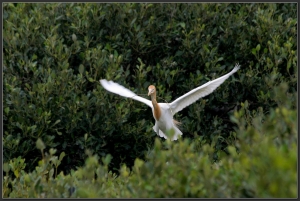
[148,89,153,96]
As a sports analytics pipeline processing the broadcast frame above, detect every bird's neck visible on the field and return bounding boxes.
[150,92,161,120]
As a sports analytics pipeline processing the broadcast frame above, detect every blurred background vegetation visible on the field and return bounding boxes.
[3,3,297,198]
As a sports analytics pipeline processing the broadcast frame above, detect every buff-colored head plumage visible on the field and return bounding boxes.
[148,85,156,96]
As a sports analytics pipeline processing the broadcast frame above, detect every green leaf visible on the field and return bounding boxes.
[130,18,137,27]
[14,170,19,178]
[145,185,153,191]
[72,33,77,42]
[134,158,144,168]
[32,54,37,60]
[230,116,239,124]
[4,107,9,115]
[36,138,45,151]
[49,168,54,178]
[56,129,62,135]
[79,64,84,74]
[49,148,57,155]
[37,108,43,116]
[30,125,37,132]
[50,156,58,167]
[88,77,95,82]
[256,44,261,51]
[178,22,186,29]
[102,154,112,166]
[3,163,10,173]
[217,57,224,62]
[59,152,66,162]
[52,119,61,126]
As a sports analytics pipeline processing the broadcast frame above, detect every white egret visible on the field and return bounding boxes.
[100,63,240,140]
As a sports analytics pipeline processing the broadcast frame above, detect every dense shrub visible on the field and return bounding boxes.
[3,3,297,197]
[3,98,297,197]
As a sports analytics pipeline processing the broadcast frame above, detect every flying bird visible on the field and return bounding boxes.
[100,63,240,141]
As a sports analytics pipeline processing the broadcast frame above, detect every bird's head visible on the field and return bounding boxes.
[148,85,156,96]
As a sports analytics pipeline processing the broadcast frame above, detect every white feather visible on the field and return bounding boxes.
[100,63,240,141]
[170,63,240,114]
[100,79,152,107]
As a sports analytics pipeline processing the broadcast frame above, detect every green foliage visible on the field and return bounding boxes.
[3,3,297,197]
[3,105,297,198]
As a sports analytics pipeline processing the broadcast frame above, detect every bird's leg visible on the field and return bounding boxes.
[173,119,181,126]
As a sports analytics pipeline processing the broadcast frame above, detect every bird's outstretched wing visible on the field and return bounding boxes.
[100,79,152,108]
[170,64,240,114]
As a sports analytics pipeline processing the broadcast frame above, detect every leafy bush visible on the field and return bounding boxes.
[3,100,297,198]
[3,3,297,196]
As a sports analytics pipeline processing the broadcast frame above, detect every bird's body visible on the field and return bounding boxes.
[152,102,182,140]
[100,63,240,141]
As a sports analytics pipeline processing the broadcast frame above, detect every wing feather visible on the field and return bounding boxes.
[100,79,152,108]
[170,64,240,114]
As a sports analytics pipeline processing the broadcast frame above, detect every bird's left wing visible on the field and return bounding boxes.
[170,64,240,114]
[100,79,152,108]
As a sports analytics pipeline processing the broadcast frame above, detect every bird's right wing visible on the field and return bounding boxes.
[100,79,152,108]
